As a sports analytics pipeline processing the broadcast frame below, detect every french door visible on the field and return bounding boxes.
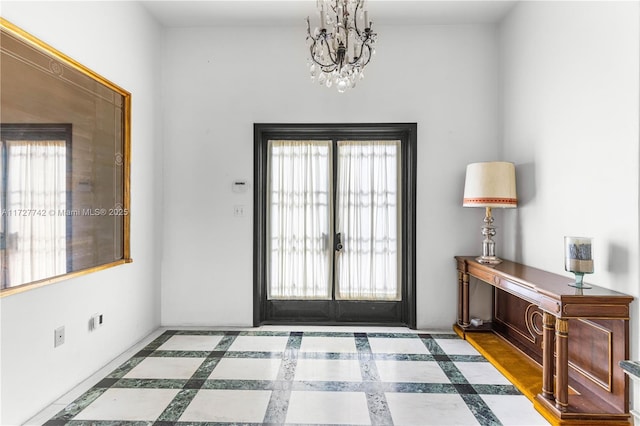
[254,124,416,327]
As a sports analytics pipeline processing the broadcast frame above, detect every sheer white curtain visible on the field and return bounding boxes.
[4,140,67,287]
[336,140,401,300]
[267,140,332,299]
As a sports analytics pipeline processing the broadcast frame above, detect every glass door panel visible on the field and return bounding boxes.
[335,140,401,301]
[266,140,332,300]
[267,139,401,302]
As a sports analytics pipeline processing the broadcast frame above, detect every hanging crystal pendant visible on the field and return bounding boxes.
[336,78,348,93]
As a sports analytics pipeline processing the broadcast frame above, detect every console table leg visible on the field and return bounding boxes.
[555,318,569,411]
[541,312,555,400]
[457,271,464,326]
[461,272,470,327]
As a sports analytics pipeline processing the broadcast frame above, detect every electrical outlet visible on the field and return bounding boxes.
[233,205,245,217]
[54,326,65,347]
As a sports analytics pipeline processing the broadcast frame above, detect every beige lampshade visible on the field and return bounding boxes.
[463,162,517,208]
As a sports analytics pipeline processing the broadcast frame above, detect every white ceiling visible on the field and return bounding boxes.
[141,1,518,27]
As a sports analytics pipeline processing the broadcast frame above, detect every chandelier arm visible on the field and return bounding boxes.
[308,25,341,68]
[309,40,338,70]
[344,33,374,66]
[350,21,374,43]
[359,44,373,67]
[352,1,362,34]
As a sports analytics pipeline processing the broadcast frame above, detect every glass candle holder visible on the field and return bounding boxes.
[564,236,593,289]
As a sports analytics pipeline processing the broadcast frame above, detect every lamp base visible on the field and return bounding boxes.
[476,255,502,265]
[476,207,502,266]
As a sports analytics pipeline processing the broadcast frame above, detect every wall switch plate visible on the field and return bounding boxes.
[54,326,65,347]
[90,313,104,330]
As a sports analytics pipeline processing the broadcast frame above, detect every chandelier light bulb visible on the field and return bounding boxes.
[306,0,377,93]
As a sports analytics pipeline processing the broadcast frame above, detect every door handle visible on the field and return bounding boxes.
[335,232,343,252]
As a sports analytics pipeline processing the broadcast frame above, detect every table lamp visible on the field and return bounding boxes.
[463,162,517,264]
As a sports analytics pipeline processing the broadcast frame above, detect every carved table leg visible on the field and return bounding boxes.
[541,312,555,400]
[555,318,569,411]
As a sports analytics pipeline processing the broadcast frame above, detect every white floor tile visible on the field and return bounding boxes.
[482,394,550,425]
[299,336,357,353]
[123,357,205,380]
[179,389,271,423]
[73,388,179,421]
[385,392,480,425]
[157,334,224,351]
[227,335,289,352]
[368,337,430,354]
[208,357,282,381]
[454,361,512,385]
[286,391,371,425]
[295,359,363,382]
[435,338,481,355]
[375,360,450,383]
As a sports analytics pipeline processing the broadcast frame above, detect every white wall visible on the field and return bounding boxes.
[0,2,163,425]
[500,0,640,361]
[2,0,635,423]
[160,24,501,328]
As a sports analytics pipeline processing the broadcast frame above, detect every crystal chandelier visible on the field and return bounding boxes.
[306,0,377,93]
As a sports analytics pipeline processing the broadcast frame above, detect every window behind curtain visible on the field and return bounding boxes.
[1,138,68,288]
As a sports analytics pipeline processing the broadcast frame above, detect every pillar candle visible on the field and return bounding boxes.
[564,236,594,273]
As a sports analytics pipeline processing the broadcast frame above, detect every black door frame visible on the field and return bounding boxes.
[254,123,417,328]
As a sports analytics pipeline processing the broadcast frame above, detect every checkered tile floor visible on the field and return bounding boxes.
[42,330,550,425]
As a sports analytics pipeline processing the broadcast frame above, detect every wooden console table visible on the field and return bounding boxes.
[455,256,633,425]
